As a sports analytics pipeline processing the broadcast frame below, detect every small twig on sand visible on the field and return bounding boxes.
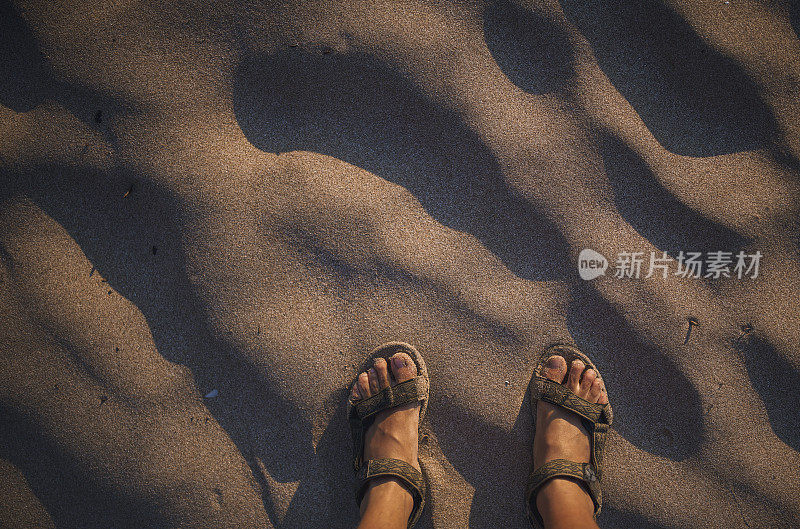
[684,317,699,344]
[736,323,754,342]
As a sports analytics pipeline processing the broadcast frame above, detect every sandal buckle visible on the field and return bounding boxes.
[584,464,597,482]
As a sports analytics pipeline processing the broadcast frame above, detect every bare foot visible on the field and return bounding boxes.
[351,353,421,526]
[533,355,608,528]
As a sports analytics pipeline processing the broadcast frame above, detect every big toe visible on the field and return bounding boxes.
[541,355,568,383]
[389,352,418,382]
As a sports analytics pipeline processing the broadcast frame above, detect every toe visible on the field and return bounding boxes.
[367,368,380,394]
[598,382,609,405]
[579,369,597,398]
[567,359,585,393]
[587,377,603,403]
[373,357,391,389]
[389,352,418,383]
[541,355,568,383]
[350,383,361,401]
[358,372,371,398]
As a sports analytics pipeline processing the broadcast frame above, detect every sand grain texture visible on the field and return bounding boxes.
[1,0,799,527]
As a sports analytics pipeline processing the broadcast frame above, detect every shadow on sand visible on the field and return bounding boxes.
[735,334,800,452]
[559,0,779,157]
[599,133,750,259]
[483,0,574,94]
[0,169,331,528]
[233,48,571,282]
[566,284,705,461]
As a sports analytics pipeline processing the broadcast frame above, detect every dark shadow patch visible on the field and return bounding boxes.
[483,0,574,94]
[601,502,674,529]
[735,334,800,451]
[560,0,779,156]
[233,49,570,281]
[0,0,52,111]
[0,1,135,141]
[566,284,704,460]
[0,407,165,529]
[600,133,750,260]
[430,399,531,528]
[3,169,317,526]
[790,0,800,42]
[278,389,361,528]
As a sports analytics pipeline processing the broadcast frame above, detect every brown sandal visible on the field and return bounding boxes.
[526,344,614,528]
[348,342,430,528]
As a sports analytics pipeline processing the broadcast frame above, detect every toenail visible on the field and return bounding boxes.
[545,356,562,369]
[392,356,407,369]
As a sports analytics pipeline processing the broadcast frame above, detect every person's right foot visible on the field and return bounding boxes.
[532,355,608,527]
[533,355,608,467]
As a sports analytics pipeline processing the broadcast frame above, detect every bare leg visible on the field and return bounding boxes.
[533,356,609,529]
[352,355,421,529]
[357,477,414,529]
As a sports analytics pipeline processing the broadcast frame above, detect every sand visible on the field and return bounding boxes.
[1,0,799,527]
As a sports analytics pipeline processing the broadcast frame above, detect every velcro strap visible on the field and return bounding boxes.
[592,423,608,479]
[537,377,605,424]
[356,458,426,529]
[526,459,601,527]
[354,377,426,422]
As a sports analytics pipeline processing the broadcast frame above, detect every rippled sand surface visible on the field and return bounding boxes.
[1,1,799,527]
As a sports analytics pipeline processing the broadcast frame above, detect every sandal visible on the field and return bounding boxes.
[348,341,430,528]
[526,344,614,528]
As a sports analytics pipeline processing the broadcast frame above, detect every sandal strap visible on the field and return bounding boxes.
[537,377,611,478]
[536,377,608,424]
[356,458,426,529]
[349,376,427,470]
[354,376,427,422]
[525,459,601,528]
[592,422,609,480]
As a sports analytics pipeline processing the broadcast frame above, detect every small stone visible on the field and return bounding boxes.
[204,389,219,398]
[504,380,510,387]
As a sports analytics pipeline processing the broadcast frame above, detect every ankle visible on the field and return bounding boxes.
[359,477,414,526]
[536,478,596,528]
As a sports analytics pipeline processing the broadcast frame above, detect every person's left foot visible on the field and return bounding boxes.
[350,353,421,520]
[350,353,421,472]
